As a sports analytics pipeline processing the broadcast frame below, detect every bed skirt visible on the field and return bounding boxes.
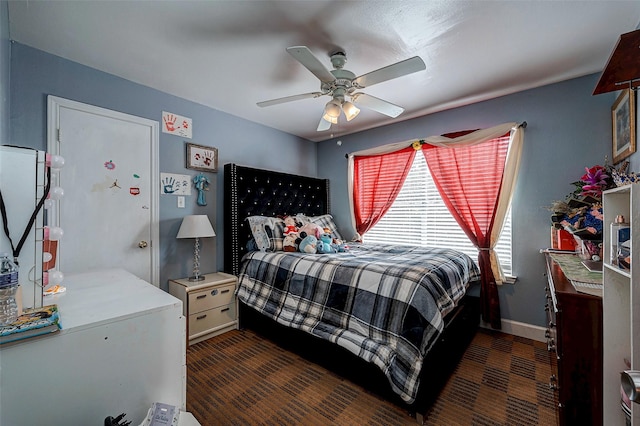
[237,294,480,418]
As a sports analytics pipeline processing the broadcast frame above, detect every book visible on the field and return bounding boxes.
[0,304,61,345]
[571,280,603,297]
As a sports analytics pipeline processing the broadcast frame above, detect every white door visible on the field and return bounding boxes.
[47,96,159,285]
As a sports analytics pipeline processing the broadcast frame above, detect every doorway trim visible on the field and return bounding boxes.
[46,96,160,286]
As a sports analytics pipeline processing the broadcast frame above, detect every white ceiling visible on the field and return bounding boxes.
[7,1,640,142]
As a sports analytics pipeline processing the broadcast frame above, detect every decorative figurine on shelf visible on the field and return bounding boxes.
[193,173,210,206]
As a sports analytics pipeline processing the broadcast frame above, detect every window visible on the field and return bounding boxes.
[364,152,513,275]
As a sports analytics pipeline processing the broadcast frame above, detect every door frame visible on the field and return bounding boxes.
[46,96,160,286]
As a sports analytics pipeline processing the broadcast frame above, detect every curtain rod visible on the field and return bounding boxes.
[344,121,527,158]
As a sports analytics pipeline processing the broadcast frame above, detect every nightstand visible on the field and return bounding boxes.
[169,272,238,345]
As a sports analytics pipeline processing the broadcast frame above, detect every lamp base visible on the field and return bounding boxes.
[188,275,206,282]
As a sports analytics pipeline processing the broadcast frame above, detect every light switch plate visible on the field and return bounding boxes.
[177,196,185,208]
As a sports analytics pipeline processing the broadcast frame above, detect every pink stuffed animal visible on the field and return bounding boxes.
[299,222,323,240]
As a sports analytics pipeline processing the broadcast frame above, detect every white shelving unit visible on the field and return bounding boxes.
[603,184,640,425]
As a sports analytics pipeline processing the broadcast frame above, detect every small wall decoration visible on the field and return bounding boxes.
[160,172,192,195]
[193,173,210,206]
[162,111,192,139]
[612,88,636,164]
[186,142,218,172]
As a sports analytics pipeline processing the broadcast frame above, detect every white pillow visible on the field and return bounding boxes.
[246,216,273,251]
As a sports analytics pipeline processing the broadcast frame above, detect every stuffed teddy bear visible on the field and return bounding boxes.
[298,235,318,254]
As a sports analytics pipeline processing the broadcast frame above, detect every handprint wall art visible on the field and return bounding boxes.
[160,173,192,196]
[186,142,218,172]
[162,111,192,138]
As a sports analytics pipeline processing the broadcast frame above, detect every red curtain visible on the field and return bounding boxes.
[422,132,510,329]
[352,146,416,237]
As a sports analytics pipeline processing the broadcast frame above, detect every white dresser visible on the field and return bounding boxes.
[0,269,186,426]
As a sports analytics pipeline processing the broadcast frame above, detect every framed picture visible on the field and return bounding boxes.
[612,88,636,164]
[186,142,218,172]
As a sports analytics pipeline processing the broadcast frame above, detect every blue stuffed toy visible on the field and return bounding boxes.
[298,235,318,254]
[317,232,336,254]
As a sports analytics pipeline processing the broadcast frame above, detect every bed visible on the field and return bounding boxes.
[223,163,481,422]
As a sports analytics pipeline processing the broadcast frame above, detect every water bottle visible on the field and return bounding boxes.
[0,253,19,325]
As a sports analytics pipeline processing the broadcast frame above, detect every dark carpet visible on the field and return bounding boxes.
[186,328,557,425]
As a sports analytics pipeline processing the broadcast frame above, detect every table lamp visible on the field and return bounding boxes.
[176,215,216,281]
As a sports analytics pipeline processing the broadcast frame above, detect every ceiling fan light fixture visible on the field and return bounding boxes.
[324,99,342,119]
[322,112,338,124]
[342,101,360,121]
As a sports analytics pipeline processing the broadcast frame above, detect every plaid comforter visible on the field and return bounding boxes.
[236,243,480,403]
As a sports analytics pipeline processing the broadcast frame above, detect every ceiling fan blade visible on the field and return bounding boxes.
[353,56,426,88]
[352,93,404,118]
[257,92,325,108]
[286,46,336,83]
[317,117,331,132]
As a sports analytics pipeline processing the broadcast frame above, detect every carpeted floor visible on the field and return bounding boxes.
[186,328,558,425]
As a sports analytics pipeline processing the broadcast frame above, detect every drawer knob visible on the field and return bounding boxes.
[196,294,207,300]
[221,289,230,294]
[221,308,230,313]
[196,314,207,320]
[211,289,219,296]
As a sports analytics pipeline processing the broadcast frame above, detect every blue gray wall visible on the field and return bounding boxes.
[9,42,316,291]
[317,74,627,327]
[0,0,9,144]
[8,38,636,329]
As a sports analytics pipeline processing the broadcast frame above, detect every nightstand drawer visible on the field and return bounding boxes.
[188,303,236,336]
[189,283,235,313]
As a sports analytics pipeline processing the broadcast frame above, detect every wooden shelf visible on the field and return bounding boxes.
[603,185,640,425]
[593,29,640,95]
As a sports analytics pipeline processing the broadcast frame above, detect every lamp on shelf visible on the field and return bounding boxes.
[176,215,216,281]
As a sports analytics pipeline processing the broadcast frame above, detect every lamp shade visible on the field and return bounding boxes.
[324,99,342,119]
[322,112,338,124]
[177,215,215,239]
[342,101,360,121]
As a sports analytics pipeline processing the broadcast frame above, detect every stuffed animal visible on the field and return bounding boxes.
[282,215,299,236]
[317,232,335,254]
[283,232,299,252]
[299,222,323,240]
[330,232,349,252]
[333,242,349,252]
[298,235,318,254]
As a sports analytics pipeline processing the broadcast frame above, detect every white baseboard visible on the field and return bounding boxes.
[480,318,546,342]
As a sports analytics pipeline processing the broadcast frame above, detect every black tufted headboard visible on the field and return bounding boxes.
[223,163,330,276]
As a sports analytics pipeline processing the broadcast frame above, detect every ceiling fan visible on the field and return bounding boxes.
[257,46,426,131]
